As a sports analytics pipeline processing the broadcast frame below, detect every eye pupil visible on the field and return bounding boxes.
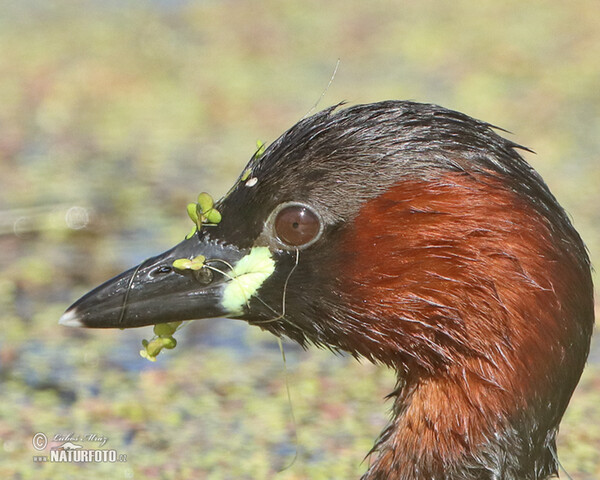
[274,204,321,248]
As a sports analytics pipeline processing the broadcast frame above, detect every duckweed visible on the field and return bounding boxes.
[186,192,222,239]
[139,321,183,362]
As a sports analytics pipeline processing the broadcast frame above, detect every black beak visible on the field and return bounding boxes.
[59,234,248,329]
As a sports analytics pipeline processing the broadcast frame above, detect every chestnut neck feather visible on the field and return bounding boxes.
[336,172,594,480]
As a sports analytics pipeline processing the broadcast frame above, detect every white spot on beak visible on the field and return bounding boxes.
[245,177,258,187]
[59,309,84,327]
[221,247,275,315]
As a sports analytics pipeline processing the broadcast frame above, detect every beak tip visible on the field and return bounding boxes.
[59,308,84,328]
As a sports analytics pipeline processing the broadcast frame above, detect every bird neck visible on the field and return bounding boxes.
[329,171,593,479]
[363,364,556,480]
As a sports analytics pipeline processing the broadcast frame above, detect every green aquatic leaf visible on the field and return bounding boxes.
[140,321,183,361]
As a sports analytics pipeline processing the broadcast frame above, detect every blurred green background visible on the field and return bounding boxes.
[0,1,598,479]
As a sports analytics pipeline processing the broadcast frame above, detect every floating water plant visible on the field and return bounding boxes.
[255,139,266,158]
[172,255,206,271]
[185,192,222,239]
[140,321,182,362]
[141,192,222,362]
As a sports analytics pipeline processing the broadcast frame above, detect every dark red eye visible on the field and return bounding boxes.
[274,204,322,247]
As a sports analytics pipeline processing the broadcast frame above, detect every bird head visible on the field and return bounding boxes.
[61,101,594,478]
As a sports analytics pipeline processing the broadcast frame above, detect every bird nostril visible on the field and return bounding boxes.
[152,266,172,276]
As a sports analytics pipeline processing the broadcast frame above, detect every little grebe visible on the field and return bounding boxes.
[61,101,594,480]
